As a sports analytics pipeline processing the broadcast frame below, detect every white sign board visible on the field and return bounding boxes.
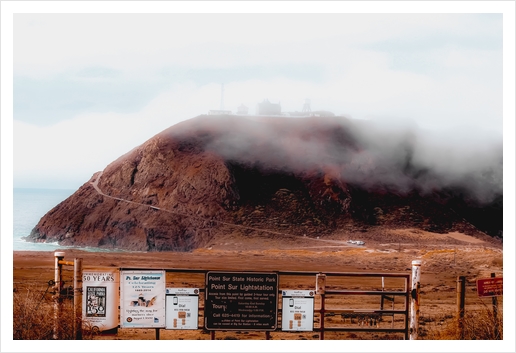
[281,290,315,331]
[165,288,200,330]
[82,269,120,332]
[120,270,166,328]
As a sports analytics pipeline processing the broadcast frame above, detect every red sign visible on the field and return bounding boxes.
[477,277,503,297]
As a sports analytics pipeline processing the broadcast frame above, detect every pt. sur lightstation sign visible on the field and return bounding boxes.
[205,272,278,330]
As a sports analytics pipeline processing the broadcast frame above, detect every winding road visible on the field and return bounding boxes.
[90,171,357,248]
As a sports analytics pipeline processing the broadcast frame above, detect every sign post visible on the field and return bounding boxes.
[74,258,83,340]
[205,272,278,331]
[490,273,499,339]
[410,260,421,340]
[477,274,503,339]
[316,273,326,340]
[457,276,466,339]
[53,252,65,340]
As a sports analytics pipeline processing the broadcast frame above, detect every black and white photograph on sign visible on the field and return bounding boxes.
[86,287,106,317]
[5,0,514,351]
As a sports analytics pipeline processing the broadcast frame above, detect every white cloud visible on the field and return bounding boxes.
[9,11,506,189]
[14,13,502,77]
[13,62,504,189]
[13,81,227,188]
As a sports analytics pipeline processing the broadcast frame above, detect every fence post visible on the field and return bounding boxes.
[491,273,500,339]
[410,260,421,340]
[380,276,385,312]
[53,251,65,339]
[457,276,466,339]
[316,273,326,340]
[74,258,83,340]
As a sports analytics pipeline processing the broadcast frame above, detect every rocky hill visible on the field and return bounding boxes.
[27,115,503,251]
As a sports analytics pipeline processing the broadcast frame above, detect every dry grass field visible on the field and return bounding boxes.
[13,228,503,345]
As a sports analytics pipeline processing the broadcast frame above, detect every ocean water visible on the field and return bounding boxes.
[13,188,125,252]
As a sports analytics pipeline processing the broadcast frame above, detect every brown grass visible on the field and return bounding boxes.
[14,283,502,341]
[13,284,94,340]
[13,242,503,341]
[422,304,503,340]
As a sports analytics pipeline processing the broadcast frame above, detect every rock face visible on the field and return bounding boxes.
[27,115,503,251]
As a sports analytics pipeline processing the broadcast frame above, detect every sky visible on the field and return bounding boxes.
[3,4,512,191]
[1,2,516,352]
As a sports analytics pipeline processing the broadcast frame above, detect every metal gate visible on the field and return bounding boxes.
[115,267,412,340]
[294,271,411,340]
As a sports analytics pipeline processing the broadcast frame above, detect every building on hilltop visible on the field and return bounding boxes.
[256,99,281,115]
[208,109,232,115]
[302,98,311,114]
[237,104,249,115]
[284,99,335,117]
[208,83,232,115]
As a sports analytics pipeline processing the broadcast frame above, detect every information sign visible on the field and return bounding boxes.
[120,270,166,328]
[477,277,503,297]
[281,290,315,331]
[205,272,278,330]
[82,269,119,332]
[165,288,199,330]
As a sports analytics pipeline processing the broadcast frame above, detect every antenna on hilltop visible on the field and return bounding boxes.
[220,83,225,110]
[302,98,311,115]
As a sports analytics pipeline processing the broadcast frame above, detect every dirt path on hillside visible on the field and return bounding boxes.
[91,170,356,249]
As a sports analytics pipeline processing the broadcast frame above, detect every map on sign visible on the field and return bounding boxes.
[205,272,278,330]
